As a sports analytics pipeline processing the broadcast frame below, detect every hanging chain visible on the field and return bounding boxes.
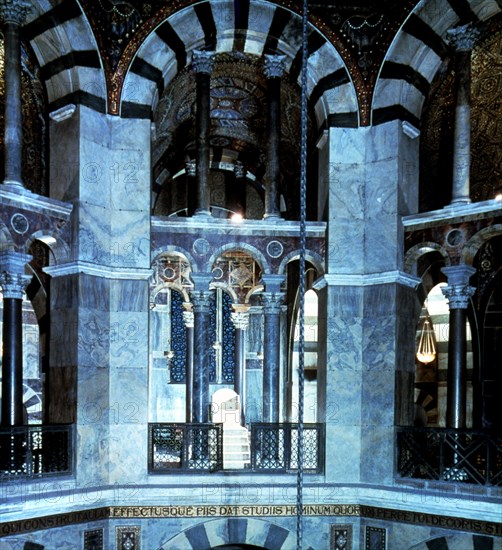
[296,0,309,547]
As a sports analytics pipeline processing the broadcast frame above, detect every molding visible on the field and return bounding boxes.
[313,271,420,289]
[44,262,153,280]
[0,187,73,219]
[403,200,502,230]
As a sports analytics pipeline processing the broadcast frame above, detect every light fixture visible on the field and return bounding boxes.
[231,213,243,222]
[416,318,436,364]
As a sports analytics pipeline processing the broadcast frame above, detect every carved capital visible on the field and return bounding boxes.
[234,161,246,179]
[231,311,250,330]
[0,0,31,25]
[261,292,285,314]
[185,159,196,177]
[0,271,32,299]
[190,290,213,313]
[183,310,194,328]
[264,54,286,79]
[446,23,481,52]
[192,50,215,74]
[441,284,475,309]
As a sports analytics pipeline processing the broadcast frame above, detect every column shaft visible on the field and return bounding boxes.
[264,77,281,218]
[192,51,214,216]
[1,298,23,426]
[234,328,246,425]
[446,308,468,428]
[185,327,194,423]
[262,299,281,422]
[446,24,480,205]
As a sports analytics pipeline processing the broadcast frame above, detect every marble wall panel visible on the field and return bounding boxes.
[150,377,185,422]
[109,311,148,369]
[360,424,395,484]
[49,110,80,202]
[110,280,149,312]
[326,370,362,425]
[77,202,111,265]
[245,370,263,423]
[329,128,366,165]
[325,424,362,482]
[360,370,395,426]
[361,315,396,372]
[109,367,148,421]
[76,422,111,485]
[109,211,150,269]
[328,164,365,220]
[364,215,401,272]
[108,424,148,483]
[327,316,363,371]
[78,308,110,368]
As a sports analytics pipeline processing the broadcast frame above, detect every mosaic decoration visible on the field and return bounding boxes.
[212,251,262,304]
[331,524,353,550]
[84,528,104,550]
[365,526,386,550]
[169,289,188,383]
[116,525,140,550]
[221,291,236,383]
[0,39,47,194]
[420,22,502,211]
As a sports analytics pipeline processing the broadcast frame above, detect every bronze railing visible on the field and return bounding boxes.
[0,424,74,480]
[149,422,325,474]
[396,426,502,486]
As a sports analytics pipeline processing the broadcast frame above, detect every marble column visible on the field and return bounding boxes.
[183,304,194,423]
[0,251,32,426]
[446,24,481,205]
[185,159,197,216]
[233,161,247,217]
[190,273,213,423]
[263,54,286,220]
[0,0,31,187]
[192,50,215,217]
[231,307,250,425]
[261,274,285,422]
[441,265,476,429]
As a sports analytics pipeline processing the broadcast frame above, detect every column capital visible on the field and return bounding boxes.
[192,50,215,74]
[189,289,212,313]
[231,311,250,330]
[234,161,246,179]
[261,291,285,314]
[183,310,195,328]
[264,54,286,79]
[446,23,481,52]
[0,0,31,25]
[441,284,475,309]
[185,159,196,177]
[441,264,476,309]
[190,272,213,290]
[0,250,32,297]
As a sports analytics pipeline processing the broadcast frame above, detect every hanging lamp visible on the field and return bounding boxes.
[416,317,436,364]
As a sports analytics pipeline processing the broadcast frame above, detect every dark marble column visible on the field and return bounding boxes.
[261,275,285,422]
[441,265,476,429]
[446,24,481,205]
[183,304,194,423]
[263,54,285,220]
[0,1,31,187]
[0,251,32,426]
[231,307,250,425]
[232,161,247,217]
[190,273,213,423]
[192,50,215,217]
[185,159,197,216]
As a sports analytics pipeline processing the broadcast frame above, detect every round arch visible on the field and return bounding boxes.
[120,0,357,123]
[157,517,313,550]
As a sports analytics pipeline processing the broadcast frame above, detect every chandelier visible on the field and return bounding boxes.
[416,317,436,364]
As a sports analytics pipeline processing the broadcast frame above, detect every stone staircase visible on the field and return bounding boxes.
[222,425,251,469]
